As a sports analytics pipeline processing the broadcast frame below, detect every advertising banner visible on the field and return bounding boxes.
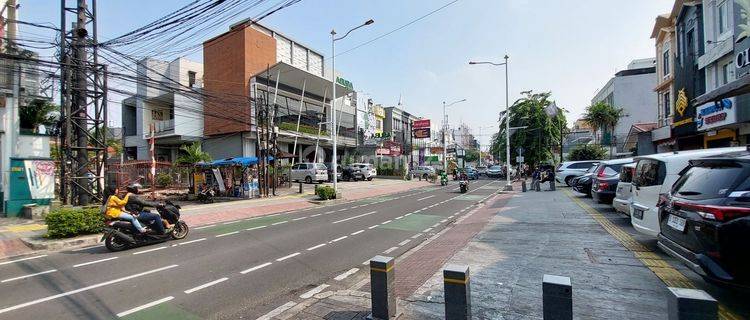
[412,128,431,139]
[413,119,431,129]
[696,97,736,131]
[24,160,55,199]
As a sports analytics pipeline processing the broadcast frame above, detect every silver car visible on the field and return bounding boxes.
[291,163,328,184]
[352,163,376,181]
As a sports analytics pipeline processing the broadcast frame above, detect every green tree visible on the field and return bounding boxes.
[176,141,212,165]
[490,91,567,166]
[107,139,122,156]
[464,149,479,163]
[20,99,57,133]
[582,101,624,157]
[568,144,606,161]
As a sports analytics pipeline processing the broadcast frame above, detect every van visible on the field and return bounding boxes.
[630,147,745,237]
[556,160,600,186]
[291,162,328,184]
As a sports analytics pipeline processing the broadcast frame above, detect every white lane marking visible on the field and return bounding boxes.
[383,247,399,254]
[417,195,435,201]
[440,219,447,223]
[332,211,377,224]
[257,301,297,320]
[1,269,57,283]
[223,220,241,225]
[194,224,216,230]
[117,296,174,318]
[215,231,240,238]
[431,223,440,228]
[311,213,322,217]
[368,225,379,229]
[381,220,392,225]
[398,239,411,246]
[300,284,330,299]
[362,260,370,265]
[350,230,365,236]
[292,217,308,221]
[337,208,347,212]
[334,268,359,281]
[175,238,207,246]
[276,252,301,262]
[240,262,272,274]
[73,256,119,268]
[405,213,413,216]
[330,236,347,243]
[184,277,228,294]
[271,221,289,226]
[132,246,167,255]
[411,233,423,239]
[0,265,178,315]
[395,216,404,220]
[422,227,433,233]
[307,243,326,251]
[246,226,267,231]
[0,255,47,266]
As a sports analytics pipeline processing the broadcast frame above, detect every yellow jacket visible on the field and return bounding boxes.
[105,194,130,219]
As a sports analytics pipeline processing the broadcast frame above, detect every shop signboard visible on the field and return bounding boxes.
[696,97,737,131]
[413,119,431,129]
[412,128,430,139]
[430,147,443,154]
[735,0,750,79]
[336,77,354,90]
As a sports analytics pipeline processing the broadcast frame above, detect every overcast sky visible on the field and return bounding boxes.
[22,0,672,147]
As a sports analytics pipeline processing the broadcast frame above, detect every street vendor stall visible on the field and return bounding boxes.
[196,156,273,198]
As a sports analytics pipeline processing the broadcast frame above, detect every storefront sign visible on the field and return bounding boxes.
[376,141,402,156]
[735,0,750,78]
[430,147,443,154]
[412,128,430,139]
[696,97,736,131]
[413,119,431,129]
[336,77,354,90]
[374,106,385,118]
[672,88,694,128]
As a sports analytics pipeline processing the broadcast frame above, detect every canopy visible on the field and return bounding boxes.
[200,156,275,167]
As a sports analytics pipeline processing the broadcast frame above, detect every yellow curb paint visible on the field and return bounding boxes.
[370,266,393,273]
[563,190,742,320]
[4,224,46,232]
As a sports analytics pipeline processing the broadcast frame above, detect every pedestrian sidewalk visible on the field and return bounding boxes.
[280,184,676,320]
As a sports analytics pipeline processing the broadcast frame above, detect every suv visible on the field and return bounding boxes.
[411,166,436,179]
[352,163,376,181]
[476,166,488,175]
[324,162,343,182]
[591,158,633,204]
[556,161,599,186]
[657,150,750,287]
[291,162,328,184]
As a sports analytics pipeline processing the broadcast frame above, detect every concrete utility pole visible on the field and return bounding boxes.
[442,99,466,173]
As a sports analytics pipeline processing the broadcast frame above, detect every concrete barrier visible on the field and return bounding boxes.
[369,255,396,319]
[542,274,572,320]
[444,264,471,320]
[667,287,717,320]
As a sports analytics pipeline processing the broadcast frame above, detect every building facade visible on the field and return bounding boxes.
[672,1,706,150]
[651,13,678,151]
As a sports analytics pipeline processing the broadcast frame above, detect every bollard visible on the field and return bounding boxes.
[543,274,572,320]
[522,180,527,192]
[550,181,556,191]
[444,264,471,320]
[667,287,717,320]
[535,181,542,192]
[298,182,303,194]
[369,256,396,319]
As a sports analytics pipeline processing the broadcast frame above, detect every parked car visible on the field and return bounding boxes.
[591,158,634,204]
[476,166,488,175]
[465,167,479,180]
[486,165,503,178]
[556,160,600,187]
[342,165,365,181]
[613,163,636,216]
[324,162,343,182]
[657,150,750,287]
[352,163,376,181]
[411,166,436,179]
[291,162,328,184]
[630,147,745,237]
[571,164,599,196]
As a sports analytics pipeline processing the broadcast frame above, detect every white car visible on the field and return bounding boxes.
[353,163,376,181]
[411,166,436,179]
[556,160,600,186]
[613,163,636,215]
[630,147,745,237]
[291,162,328,184]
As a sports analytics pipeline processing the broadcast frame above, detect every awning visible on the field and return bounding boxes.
[693,76,750,105]
[200,156,275,167]
[253,61,354,100]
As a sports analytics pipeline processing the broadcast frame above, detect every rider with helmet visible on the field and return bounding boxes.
[124,184,168,235]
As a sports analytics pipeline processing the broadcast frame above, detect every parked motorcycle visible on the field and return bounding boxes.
[102,200,189,252]
[196,187,215,204]
[459,180,468,193]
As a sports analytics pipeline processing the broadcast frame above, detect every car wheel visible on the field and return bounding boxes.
[564,176,573,187]
[367,177,373,181]
[305,176,312,184]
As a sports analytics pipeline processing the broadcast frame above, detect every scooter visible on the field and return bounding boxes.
[196,187,215,204]
[440,173,448,186]
[102,201,189,252]
[459,180,468,193]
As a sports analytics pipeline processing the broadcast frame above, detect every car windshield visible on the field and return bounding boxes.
[315,163,327,169]
[672,162,750,200]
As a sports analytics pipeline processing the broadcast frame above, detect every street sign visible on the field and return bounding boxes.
[447,148,456,154]
[516,156,524,163]
[413,119,431,129]
[412,128,430,139]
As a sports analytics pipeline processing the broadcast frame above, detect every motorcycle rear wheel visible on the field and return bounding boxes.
[104,233,130,252]
[171,221,189,240]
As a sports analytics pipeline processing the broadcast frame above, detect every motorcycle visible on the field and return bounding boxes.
[196,187,214,204]
[440,173,448,186]
[102,200,190,252]
[459,180,468,193]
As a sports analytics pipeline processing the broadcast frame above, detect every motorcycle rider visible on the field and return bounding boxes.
[103,186,147,234]
[124,185,168,235]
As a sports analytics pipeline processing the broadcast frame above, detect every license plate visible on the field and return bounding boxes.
[632,209,643,219]
[667,214,686,232]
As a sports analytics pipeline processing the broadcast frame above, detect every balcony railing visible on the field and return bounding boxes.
[154,119,175,133]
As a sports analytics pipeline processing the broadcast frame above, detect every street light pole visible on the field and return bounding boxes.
[331,19,374,195]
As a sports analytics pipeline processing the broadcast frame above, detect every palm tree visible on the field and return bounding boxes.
[582,101,624,158]
[20,99,57,133]
[176,141,212,165]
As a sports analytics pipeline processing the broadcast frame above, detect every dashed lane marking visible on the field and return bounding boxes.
[240,262,272,274]
[271,221,289,226]
[246,226,267,231]
[307,243,326,251]
[334,268,359,281]
[117,296,174,318]
[422,227,433,233]
[193,224,215,230]
[174,238,207,246]
[300,284,330,299]
[1,269,57,283]
[383,247,399,254]
[276,252,300,262]
[350,230,365,236]
[417,195,435,201]
[0,255,47,266]
[132,246,168,255]
[368,225,379,229]
[411,233,423,239]
[184,277,228,294]
[215,231,240,238]
[331,236,347,243]
[332,211,377,224]
[73,257,119,268]
[398,239,411,246]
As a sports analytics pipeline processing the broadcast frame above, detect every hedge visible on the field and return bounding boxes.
[45,207,105,238]
[315,185,336,200]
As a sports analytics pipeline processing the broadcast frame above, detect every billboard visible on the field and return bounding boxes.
[413,119,431,129]
[412,128,430,139]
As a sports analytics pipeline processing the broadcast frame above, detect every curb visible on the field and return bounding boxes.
[20,234,102,251]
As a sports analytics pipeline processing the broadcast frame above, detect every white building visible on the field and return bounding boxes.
[122,57,204,161]
[591,58,658,152]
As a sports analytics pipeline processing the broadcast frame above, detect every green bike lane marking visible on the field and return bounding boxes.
[120,303,200,320]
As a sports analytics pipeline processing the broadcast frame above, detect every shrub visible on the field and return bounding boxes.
[45,207,105,238]
[156,172,173,187]
[315,185,337,200]
[568,144,606,161]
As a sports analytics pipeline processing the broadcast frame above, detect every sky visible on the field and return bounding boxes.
[21,0,673,147]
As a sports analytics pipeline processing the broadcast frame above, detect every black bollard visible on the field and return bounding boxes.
[535,180,542,192]
[369,256,396,319]
[550,181,556,191]
[522,180,527,192]
[298,182,303,193]
[444,264,471,320]
[667,287,717,320]
[543,274,572,320]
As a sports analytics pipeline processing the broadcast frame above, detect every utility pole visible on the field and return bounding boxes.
[60,0,107,205]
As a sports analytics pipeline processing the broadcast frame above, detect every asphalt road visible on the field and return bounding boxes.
[0,178,501,320]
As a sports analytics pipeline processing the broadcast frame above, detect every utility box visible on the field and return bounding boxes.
[6,158,55,217]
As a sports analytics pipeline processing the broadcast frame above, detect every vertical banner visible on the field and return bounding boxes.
[212,168,226,192]
[24,160,55,199]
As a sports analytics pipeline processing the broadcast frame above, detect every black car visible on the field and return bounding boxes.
[324,163,343,182]
[571,165,599,196]
[591,159,633,204]
[656,150,750,288]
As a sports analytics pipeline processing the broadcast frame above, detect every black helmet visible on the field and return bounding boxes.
[126,183,141,194]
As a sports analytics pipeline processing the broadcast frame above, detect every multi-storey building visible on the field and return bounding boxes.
[651,13,678,151]
[672,0,706,150]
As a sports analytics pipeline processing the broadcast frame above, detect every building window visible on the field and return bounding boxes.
[721,62,731,85]
[662,49,670,78]
[718,1,729,35]
[188,71,196,88]
[663,92,671,119]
